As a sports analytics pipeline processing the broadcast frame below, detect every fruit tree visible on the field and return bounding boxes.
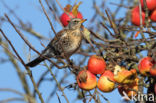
[0,0,155,103]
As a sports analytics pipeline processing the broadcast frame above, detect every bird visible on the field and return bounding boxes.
[26,18,86,67]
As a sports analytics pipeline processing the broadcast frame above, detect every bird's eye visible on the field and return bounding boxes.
[74,20,78,23]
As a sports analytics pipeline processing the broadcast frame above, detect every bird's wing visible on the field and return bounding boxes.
[41,29,70,57]
[50,29,69,46]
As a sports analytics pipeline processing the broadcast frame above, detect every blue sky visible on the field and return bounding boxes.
[0,0,141,103]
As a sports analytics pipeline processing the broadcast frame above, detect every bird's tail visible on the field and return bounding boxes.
[26,57,45,67]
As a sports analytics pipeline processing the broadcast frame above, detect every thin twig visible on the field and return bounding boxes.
[0,98,24,103]
[0,29,45,103]
[39,0,57,35]
[4,14,65,69]
[44,63,70,103]
[0,88,24,96]
[105,10,119,36]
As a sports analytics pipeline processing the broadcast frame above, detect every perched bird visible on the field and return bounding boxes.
[26,18,86,67]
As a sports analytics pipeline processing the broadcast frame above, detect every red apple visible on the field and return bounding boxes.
[77,70,97,90]
[97,70,115,92]
[131,6,145,26]
[87,55,106,74]
[150,9,156,22]
[140,0,156,10]
[138,56,153,76]
[60,12,83,27]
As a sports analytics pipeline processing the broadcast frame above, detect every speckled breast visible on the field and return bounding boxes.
[63,30,82,56]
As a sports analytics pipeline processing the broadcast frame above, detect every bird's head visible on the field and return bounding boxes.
[67,18,87,29]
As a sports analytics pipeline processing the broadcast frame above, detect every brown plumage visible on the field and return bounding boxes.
[26,18,86,67]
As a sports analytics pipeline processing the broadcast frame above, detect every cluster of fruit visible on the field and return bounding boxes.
[131,0,156,26]
[58,2,156,100]
[76,55,156,99]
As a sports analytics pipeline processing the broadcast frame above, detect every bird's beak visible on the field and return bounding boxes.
[80,19,87,24]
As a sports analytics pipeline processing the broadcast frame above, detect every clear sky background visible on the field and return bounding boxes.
[0,0,142,103]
